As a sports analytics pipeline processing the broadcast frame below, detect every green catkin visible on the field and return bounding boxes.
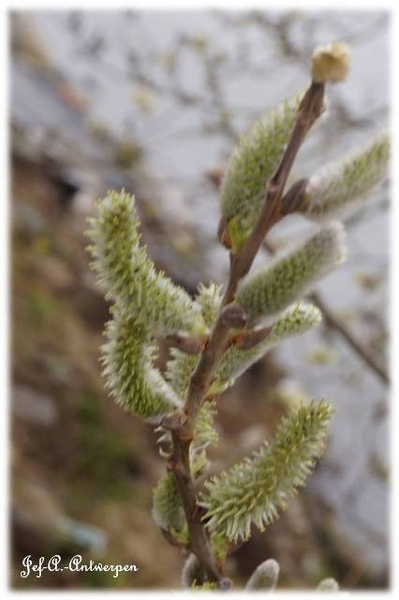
[195,282,223,328]
[152,472,188,542]
[200,400,333,542]
[235,222,346,325]
[190,401,219,477]
[166,348,199,398]
[193,401,218,451]
[87,189,202,335]
[165,282,223,398]
[220,94,302,251]
[298,131,389,222]
[102,307,181,420]
[317,578,340,592]
[245,558,280,591]
[214,302,321,392]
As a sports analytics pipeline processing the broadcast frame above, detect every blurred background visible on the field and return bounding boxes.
[10,9,389,590]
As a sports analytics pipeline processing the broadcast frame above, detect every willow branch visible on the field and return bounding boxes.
[182,81,326,431]
[165,80,326,584]
[168,431,221,582]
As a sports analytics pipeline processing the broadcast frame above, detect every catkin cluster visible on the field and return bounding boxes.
[87,41,390,586]
[87,190,205,420]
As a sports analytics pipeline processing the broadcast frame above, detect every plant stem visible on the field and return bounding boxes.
[166,79,326,584]
[168,431,221,581]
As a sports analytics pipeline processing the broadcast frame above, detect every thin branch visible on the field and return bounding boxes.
[309,292,389,385]
[168,431,221,581]
[163,79,326,584]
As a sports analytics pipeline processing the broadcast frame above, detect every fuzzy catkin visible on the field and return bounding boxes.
[166,348,198,398]
[215,302,321,391]
[245,559,280,591]
[195,282,223,328]
[190,401,219,477]
[220,94,302,250]
[165,282,223,398]
[299,131,389,222]
[152,472,188,541]
[87,190,202,335]
[317,578,340,591]
[200,400,333,542]
[235,222,346,324]
[102,307,181,420]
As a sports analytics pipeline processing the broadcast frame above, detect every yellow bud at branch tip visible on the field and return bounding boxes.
[311,42,350,83]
